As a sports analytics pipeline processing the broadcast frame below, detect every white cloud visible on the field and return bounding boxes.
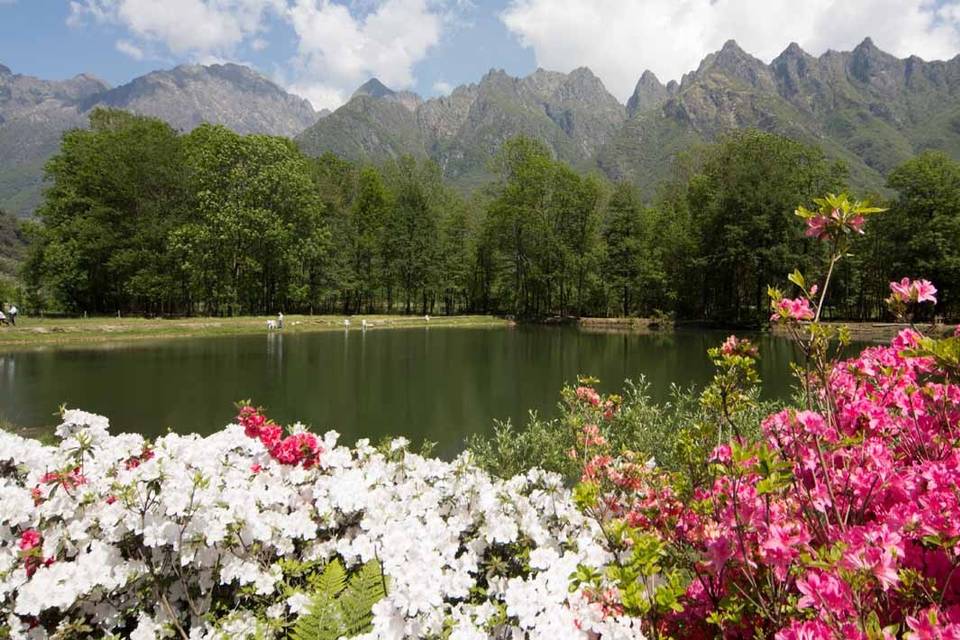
[70,0,281,54]
[432,79,453,94]
[501,0,960,101]
[115,39,145,60]
[285,0,443,110]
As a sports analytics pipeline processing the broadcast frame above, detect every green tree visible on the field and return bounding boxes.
[382,157,443,314]
[883,151,960,317]
[682,131,846,324]
[25,109,188,313]
[174,125,326,315]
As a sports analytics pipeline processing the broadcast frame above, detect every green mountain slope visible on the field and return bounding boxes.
[297,67,626,189]
[599,38,960,195]
[300,38,960,197]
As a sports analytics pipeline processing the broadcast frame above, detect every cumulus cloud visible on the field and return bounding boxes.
[67,0,447,111]
[69,0,282,54]
[432,80,453,94]
[285,0,442,110]
[115,39,145,60]
[501,0,960,101]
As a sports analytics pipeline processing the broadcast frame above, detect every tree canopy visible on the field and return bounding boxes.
[18,110,960,322]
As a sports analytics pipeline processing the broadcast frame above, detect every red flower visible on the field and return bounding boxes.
[19,529,41,551]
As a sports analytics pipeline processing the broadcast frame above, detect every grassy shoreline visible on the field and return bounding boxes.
[2,313,950,350]
[0,314,511,350]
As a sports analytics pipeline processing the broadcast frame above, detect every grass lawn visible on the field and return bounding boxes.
[0,314,511,349]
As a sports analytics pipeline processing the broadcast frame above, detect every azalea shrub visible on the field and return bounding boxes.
[467,376,776,484]
[0,407,646,639]
[568,194,960,638]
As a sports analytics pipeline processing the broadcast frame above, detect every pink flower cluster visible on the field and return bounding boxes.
[889,277,939,305]
[37,467,86,493]
[18,529,52,578]
[581,329,960,638]
[770,297,815,322]
[720,335,759,358]
[804,207,866,240]
[236,405,323,469]
[575,386,601,407]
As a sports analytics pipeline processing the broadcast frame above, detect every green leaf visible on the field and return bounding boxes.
[787,269,805,289]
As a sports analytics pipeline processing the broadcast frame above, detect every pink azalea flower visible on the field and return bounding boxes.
[771,297,815,322]
[709,443,732,464]
[914,279,938,304]
[19,529,41,551]
[804,215,830,239]
[889,278,938,305]
[775,619,834,640]
[720,335,758,358]
[575,386,601,407]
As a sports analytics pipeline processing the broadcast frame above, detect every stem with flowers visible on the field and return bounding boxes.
[566,191,960,639]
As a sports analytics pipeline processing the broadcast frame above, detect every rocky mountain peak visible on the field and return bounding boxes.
[776,42,811,62]
[352,78,395,99]
[567,66,600,82]
[849,36,904,89]
[523,68,567,99]
[771,42,817,95]
[558,67,617,101]
[692,38,774,90]
[627,70,670,116]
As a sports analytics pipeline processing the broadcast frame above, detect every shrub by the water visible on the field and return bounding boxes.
[466,379,777,483]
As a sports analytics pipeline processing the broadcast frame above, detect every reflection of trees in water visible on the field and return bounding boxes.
[0,355,13,384]
[266,332,283,371]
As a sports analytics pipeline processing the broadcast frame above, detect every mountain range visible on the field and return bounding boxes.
[3,37,960,216]
[298,37,960,194]
[0,63,324,216]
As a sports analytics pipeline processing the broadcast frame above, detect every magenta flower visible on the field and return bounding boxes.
[770,297,815,322]
[720,335,758,358]
[804,214,830,239]
[575,386,601,407]
[774,620,834,640]
[18,529,41,551]
[889,277,938,305]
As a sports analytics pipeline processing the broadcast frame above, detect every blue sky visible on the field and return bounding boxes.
[2,1,959,111]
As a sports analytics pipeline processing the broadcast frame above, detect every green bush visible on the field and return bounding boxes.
[467,376,781,485]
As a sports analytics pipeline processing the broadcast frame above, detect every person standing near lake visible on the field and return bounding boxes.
[8,304,17,326]
[277,312,284,329]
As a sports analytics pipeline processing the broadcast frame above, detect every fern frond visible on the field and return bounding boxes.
[290,559,349,640]
[338,560,387,636]
[316,558,348,597]
[290,558,388,640]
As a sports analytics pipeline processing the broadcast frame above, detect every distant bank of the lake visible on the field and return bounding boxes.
[0,325,845,455]
[0,314,509,349]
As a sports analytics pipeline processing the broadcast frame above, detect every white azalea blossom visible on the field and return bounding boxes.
[0,411,643,639]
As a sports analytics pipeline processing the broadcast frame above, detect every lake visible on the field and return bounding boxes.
[1,326,814,454]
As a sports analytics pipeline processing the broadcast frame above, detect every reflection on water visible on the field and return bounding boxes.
[1,327,826,454]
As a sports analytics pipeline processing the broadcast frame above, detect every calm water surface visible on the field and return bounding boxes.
[1,327,815,454]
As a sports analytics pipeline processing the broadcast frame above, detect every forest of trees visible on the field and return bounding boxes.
[12,108,960,324]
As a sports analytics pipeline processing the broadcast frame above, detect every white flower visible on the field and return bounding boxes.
[286,592,312,615]
[0,410,635,640]
[130,613,162,640]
